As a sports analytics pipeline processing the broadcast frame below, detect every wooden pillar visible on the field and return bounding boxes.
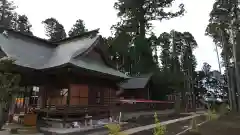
[46,86,51,118]
[147,84,150,100]
[23,88,26,113]
[63,85,70,127]
[108,88,111,118]
[38,86,47,109]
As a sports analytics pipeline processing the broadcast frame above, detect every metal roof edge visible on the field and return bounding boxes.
[3,28,57,46]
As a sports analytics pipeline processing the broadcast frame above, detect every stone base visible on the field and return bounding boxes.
[0,130,10,135]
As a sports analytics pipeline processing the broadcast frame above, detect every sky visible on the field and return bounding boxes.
[13,0,220,71]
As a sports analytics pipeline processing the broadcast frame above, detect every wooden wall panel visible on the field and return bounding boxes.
[71,88,80,96]
[80,88,88,97]
[70,98,80,105]
[104,88,110,105]
[104,88,118,105]
[69,84,89,106]
[79,98,88,105]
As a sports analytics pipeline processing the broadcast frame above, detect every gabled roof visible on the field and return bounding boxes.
[0,29,129,79]
[119,74,153,89]
[41,34,100,68]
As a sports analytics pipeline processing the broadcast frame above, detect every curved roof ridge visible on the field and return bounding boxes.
[70,35,100,59]
[2,28,100,47]
[53,28,100,44]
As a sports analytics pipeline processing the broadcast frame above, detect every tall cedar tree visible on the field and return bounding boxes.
[42,18,66,42]
[114,0,185,38]
[0,0,16,28]
[205,0,236,63]
[181,32,197,74]
[12,14,33,35]
[159,30,198,81]
[205,0,240,110]
[68,19,88,37]
[170,30,182,74]
[157,30,198,109]
[110,0,185,75]
[159,32,172,72]
[149,33,159,64]
[180,32,198,109]
[0,0,33,35]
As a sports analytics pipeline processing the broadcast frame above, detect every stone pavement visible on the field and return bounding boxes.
[2,123,24,131]
[0,131,43,135]
[2,123,40,135]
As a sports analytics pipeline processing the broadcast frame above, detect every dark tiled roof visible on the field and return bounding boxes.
[0,29,129,78]
[119,74,152,89]
[5,28,100,46]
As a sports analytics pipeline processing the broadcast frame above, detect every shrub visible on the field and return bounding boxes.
[153,113,166,135]
[105,123,126,135]
[218,103,229,115]
[189,117,198,132]
[207,109,219,121]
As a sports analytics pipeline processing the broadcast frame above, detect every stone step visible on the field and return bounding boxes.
[17,128,38,134]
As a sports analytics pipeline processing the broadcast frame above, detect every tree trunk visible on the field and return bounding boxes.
[139,20,145,39]
[229,67,237,111]
[174,93,181,114]
[0,103,3,128]
[181,91,187,111]
[219,29,235,111]
[138,2,146,39]
[233,32,240,111]
[0,103,8,129]
[223,42,234,111]
[190,74,196,111]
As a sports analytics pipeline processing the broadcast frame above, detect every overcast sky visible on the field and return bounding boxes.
[13,0,220,71]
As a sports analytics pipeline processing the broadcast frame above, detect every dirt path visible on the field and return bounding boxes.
[121,113,190,131]
[181,113,240,135]
[121,114,202,135]
[130,115,206,135]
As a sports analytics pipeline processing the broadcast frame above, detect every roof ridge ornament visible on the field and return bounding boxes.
[0,25,8,37]
[2,30,8,38]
